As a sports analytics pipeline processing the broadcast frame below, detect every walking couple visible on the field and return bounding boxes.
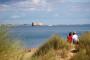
[67,32,79,50]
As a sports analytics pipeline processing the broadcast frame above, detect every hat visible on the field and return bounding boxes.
[73,32,77,34]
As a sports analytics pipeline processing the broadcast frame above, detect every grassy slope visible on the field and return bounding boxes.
[30,32,90,60]
[0,25,24,60]
[70,32,90,60]
[31,35,70,60]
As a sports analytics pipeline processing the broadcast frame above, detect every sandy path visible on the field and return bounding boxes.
[22,52,33,60]
[21,48,76,60]
[21,48,37,60]
[56,50,76,60]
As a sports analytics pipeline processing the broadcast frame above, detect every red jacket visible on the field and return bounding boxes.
[67,35,72,43]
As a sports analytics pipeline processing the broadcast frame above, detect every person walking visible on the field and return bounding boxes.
[72,32,79,50]
[67,32,73,43]
[67,32,73,49]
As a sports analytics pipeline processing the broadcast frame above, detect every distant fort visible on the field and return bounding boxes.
[32,22,47,26]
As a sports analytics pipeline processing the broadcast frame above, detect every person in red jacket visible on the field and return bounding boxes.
[67,32,73,43]
[67,32,73,49]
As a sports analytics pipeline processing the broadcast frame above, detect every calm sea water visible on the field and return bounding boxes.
[9,25,90,48]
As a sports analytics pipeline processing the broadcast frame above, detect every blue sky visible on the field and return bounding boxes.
[0,0,90,25]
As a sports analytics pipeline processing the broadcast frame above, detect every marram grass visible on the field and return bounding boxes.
[70,32,90,60]
[0,25,25,60]
[31,35,70,60]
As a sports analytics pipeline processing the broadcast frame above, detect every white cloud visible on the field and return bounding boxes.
[54,13,59,16]
[47,7,53,12]
[0,4,10,11]
[10,0,48,10]
[32,0,41,5]
[0,0,65,12]
[11,15,20,19]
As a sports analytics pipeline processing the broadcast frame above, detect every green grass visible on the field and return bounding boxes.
[31,35,70,60]
[70,32,90,60]
[0,25,24,60]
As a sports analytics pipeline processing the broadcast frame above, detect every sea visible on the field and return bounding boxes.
[9,25,90,48]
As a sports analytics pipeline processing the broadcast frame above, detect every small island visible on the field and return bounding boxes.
[32,22,47,26]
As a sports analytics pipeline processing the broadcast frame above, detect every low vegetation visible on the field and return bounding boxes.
[31,35,70,60]
[70,32,90,60]
[31,32,90,60]
[0,25,24,60]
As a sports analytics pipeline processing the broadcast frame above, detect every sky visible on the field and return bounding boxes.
[0,0,90,25]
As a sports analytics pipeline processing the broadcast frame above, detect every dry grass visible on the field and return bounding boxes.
[30,32,90,60]
[70,32,90,60]
[31,35,70,60]
[0,25,25,60]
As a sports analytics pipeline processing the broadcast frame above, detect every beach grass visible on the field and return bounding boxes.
[70,32,90,60]
[31,35,70,60]
[0,25,25,60]
[30,32,90,60]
